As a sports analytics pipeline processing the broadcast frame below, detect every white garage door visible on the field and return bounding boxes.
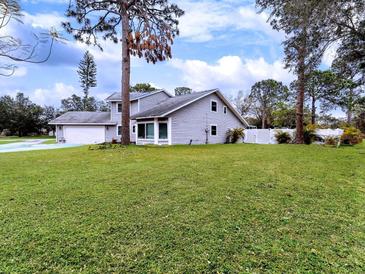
[64,126,105,144]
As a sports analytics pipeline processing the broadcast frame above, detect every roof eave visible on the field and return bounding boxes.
[49,122,117,126]
[130,89,249,128]
[131,116,162,120]
[149,89,218,118]
[130,89,218,120]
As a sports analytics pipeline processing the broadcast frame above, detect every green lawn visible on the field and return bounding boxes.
[0,140,22,145]
[0,143,364,272]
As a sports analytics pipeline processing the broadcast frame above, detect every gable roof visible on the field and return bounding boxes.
[105,89,172,102]
[131,89,250,127]
[49,112,116,125]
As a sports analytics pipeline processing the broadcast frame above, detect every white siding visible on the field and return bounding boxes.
[110,101,139,123]
[55,125,64,142]
[170,94,244,145]
[105,126,117,142]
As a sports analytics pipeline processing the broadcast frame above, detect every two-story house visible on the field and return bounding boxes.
[50,89,249,145]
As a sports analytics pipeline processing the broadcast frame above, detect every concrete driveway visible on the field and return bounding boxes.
[0,139,80,153]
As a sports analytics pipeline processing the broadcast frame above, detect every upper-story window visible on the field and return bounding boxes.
[211,100,217,112]
[223,106,227,114]
[117,103,122,113]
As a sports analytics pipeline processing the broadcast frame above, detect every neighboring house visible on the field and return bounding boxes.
[50,89,249,145]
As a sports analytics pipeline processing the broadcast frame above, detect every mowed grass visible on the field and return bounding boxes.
[0,143,364,273]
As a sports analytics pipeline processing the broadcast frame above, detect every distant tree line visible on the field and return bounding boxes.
[233,71,365,132]
[0,93,59,136]
[255,0,365,143]
[0,93,110,137]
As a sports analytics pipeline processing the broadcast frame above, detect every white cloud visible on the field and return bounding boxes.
[22,12,64,29]
[73,41,144,68]
[30,83,76,105]
[170,55,294,94]
[237,7,282,39]
[13,67,28,77]
[21,1,281,45]
[322,44,339,67]
[94,92,111,101]
[17,12,144,68]
[176,0,283,42]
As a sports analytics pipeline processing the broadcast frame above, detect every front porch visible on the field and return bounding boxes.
[135,117,172,145]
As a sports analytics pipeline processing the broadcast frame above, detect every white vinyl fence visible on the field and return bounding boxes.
[244,128,343,144]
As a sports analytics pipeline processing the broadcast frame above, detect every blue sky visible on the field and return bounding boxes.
[1,0,338,112]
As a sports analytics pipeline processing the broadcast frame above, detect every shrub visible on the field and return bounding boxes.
[89,143,112,150]
[324,136,340,146]
[303,124,317,145]
[341,127,363,145]
[275,131,292,144]
[226,128,245,144]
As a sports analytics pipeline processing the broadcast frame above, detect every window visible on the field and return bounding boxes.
[117,126,122,136]
[159,123,168,139]
[210,125,217,136]
[137,123,154,139]
[223,106,227,114]
[146,123,154,139]
[211,100,217,112]
[117,103,122,113]
[138,124,145,139]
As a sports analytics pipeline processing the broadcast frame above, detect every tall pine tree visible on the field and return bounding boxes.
[77,51,97,110]
[256,0,335,143]
[63,1,184,145]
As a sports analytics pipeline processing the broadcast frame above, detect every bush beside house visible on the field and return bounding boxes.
[226,128,245,144]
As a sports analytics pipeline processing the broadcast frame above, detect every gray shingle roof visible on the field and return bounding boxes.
[49,112,116,125]
[131,89,217,119]
[130,89,250,127]
[105,90,170,101]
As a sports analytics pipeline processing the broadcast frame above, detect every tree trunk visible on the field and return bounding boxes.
[121,10,131,145]
[83,91,88,111]
[347,110,353,124]
[261,110,266,129]
[346,89,354,125]
[311,97,316,125]
[296,38,307,144]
